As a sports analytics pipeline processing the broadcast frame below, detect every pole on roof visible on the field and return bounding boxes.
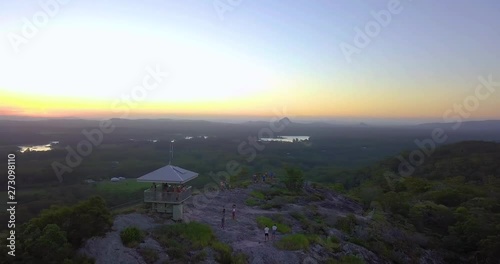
[169,139,175,165]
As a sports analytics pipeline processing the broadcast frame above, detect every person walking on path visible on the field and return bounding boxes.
[232,204,236,220]
[264,226,270,241]
[221,206,226,229]
[272,224,277,240]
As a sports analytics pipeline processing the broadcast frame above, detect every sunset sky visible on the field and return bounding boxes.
[1,0,499,123]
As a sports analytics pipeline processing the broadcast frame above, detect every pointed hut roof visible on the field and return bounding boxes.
[136,165,198,184]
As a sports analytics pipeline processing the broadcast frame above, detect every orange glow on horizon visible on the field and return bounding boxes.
[1,88,499,120]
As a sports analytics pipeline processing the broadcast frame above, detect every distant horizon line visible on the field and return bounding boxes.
[1,114,499,126]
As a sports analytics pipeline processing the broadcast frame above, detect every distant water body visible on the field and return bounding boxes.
[259,136,309,142]
[18,141,59,153]
[184,136,209,140]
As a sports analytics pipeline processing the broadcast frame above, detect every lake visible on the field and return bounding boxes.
[259,136,310,142]
[19,141,59,153]
[185,136,209,140]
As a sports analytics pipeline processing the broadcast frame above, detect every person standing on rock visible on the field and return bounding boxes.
[221,215,225,229]
[264,225,270,241]
[232,204,236,220]
[220,181,225,191]
[272,224,277,240]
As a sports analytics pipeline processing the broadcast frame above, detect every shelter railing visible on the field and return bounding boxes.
[144,186,192,203]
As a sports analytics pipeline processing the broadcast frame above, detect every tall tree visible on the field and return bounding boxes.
[283,167,304,192]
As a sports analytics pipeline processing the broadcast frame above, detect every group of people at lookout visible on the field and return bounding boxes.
[220,204,278,241]
[252,171,275,183]
[218,171,276,191]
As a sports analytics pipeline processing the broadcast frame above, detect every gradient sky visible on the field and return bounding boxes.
[1,0,499,122]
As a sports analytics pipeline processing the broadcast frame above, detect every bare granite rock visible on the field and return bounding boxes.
[79,184,436,264]
[79,213,163,264]
[339,242,390,264]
